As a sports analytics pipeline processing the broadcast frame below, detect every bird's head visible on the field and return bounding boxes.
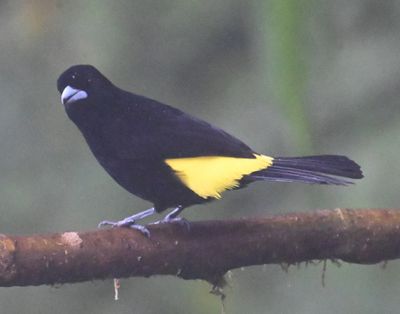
[57,65,113,111]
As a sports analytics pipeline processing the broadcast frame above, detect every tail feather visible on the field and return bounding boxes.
[251,155,363,186]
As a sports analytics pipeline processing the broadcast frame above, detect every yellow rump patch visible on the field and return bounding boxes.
[165,154,273,199]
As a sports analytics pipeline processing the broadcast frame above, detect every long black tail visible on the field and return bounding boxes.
[251,155,363,185]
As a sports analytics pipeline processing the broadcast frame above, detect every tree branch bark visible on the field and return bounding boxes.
[0,208,399,287]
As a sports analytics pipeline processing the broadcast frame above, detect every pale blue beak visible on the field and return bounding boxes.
[61,86,88,105]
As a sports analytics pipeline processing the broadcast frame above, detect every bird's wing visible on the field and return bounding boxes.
[107,95,256,160]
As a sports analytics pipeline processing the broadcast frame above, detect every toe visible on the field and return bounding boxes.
[98,220,116,228]
[130,224,151,237]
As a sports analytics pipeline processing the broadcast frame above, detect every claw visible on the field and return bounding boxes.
[151,216,191,232]
[130,224,151,237]
[97,218,135,228]
[97,207,155,237]
[98,219,150,237]
[98,220,116,228]
[149,205,190,231]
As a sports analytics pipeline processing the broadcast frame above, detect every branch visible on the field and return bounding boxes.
[0,208,399,287]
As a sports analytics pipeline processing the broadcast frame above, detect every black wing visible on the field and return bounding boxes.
[103,92,255,160]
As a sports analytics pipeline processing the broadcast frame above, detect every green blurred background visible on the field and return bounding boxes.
[0,1,399,313]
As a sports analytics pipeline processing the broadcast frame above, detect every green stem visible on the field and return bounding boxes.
[263,0,313,153]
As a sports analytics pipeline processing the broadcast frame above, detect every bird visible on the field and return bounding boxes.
[57,64,363,235]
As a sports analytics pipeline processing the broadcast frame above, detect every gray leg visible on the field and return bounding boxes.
[98,207,156,237]
[164,205,185,220]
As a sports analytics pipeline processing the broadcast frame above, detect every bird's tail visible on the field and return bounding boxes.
[250,155,363,185]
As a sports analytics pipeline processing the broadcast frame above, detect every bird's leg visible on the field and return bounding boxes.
[98,207,156,237]
[151,205,190,230]
[164,205,185,220]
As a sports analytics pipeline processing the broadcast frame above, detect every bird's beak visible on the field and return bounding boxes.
[61,86,88,105]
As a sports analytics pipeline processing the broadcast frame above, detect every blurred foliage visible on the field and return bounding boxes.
[0,0,399,313]
[264,0,312,153]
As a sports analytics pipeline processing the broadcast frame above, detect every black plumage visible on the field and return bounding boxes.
[57,65,363,230]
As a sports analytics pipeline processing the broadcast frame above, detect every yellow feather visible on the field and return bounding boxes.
[165,154,273,199]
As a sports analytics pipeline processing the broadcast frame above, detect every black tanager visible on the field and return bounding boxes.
[57,65,363,234]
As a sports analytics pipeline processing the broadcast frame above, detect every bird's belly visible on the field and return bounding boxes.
[95,156,206,211]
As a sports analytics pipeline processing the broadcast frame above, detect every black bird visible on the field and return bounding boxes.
[57,65,363,235]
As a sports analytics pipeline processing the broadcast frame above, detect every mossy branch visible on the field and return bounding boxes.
[0,208,399,287]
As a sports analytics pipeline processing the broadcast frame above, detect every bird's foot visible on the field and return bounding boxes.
[98,217,135,228]
[151,215,191,231]
[98,219,151,237]
[97,207,155,237]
